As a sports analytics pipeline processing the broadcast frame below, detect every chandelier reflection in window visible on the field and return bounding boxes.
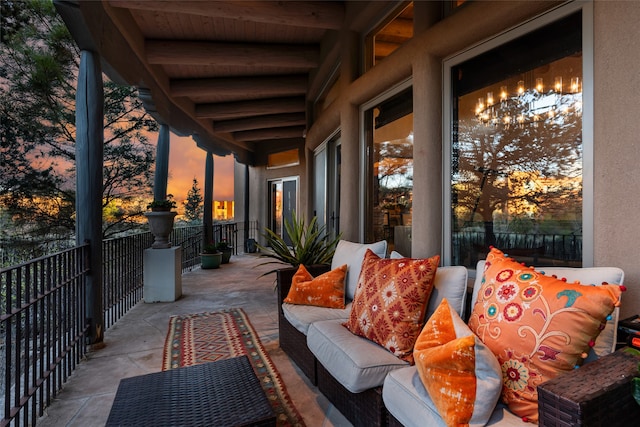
[474,76,582,129]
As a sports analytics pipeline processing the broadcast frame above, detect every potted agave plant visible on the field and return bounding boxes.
[144,195,177,249]
[200,243,222,269]
[257,212,342,277]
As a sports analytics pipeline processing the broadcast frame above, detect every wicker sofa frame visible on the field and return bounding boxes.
[276,265,330,385]
[316,361,388,427]
[277,264,390,427]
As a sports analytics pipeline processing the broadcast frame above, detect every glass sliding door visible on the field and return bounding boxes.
[268,177,298,246]
[329,141,341,238]
[313,147,327,228]
[314,133,341,239]
[364,86,413,254]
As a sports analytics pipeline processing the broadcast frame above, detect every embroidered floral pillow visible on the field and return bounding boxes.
[343,249,439,363]
[468,247,623,422]
[284,264,347,309]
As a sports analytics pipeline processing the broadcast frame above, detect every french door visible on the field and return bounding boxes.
[268,177,298,246]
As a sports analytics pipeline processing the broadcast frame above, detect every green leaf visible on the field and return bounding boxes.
[256,211,342,276]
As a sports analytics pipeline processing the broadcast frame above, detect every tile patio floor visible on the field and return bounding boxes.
[36,253,351,427]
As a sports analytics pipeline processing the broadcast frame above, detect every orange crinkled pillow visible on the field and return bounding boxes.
[468,247,623,422]
[414,298,502,427]
[284,264,347,309]
[343,249,439,363]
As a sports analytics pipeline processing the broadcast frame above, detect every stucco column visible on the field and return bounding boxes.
[340,103,360,242]
[76,50,104,344]
[154,124,170,200]
[338,30,361,242]
[243,164,250,251]
[411,53,442,258]
[203,152,214,245]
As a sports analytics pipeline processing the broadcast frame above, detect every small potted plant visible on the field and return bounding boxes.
[147,194,177,212]
[144,195,177,248]
[216,240,233,264]
[200,243,222,269]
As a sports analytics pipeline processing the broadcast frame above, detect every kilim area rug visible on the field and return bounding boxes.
[162,308,305,427]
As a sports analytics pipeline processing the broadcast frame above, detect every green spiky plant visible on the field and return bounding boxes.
[256,212,341,277]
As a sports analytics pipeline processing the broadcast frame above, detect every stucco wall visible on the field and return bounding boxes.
[241,0,640,317]
[234,147,309,247]
[593,2,640,318]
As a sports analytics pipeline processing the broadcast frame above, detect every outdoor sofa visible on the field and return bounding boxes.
[277,241,625,426]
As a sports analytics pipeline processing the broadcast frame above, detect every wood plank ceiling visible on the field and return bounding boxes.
[62,1,413,163]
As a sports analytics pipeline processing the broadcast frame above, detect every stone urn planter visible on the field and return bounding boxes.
[144,211,177,249]
[201,252,222,269]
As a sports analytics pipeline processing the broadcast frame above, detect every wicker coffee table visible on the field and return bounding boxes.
[106,355,276,427]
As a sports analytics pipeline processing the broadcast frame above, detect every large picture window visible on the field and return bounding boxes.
[448,11,584,268]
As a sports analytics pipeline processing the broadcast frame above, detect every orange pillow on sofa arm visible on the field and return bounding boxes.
[284,264,347,309]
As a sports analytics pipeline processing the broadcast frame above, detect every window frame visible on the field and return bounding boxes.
[442,1,594,267]
[359,78,413,242]
[363,1,413,72]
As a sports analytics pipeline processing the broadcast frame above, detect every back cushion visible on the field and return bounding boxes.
[331,240,387,300]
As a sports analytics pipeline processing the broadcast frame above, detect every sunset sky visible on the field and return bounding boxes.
[166,133,235,203]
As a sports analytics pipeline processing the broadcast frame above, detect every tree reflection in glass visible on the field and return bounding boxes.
[452,55,583,267]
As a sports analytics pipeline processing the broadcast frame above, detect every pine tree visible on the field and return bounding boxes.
[183,179,203,223]
[0,1,157,258]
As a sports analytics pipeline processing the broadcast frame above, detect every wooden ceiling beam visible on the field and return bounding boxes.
[171,75,308,98]
[108,0,344,30]
[379,18,413,38]
[375,41,401,58]
[196,97,305,120]
[146,40,319,68]
[214,113,306,133]
[234,126,306,142]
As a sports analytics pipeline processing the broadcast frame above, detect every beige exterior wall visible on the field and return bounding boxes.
[235,147,309,247]
[242,1,640,317]
[593,2,640,318]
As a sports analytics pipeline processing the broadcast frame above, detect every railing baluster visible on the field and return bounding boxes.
[25,261,38,424]
[38,259,45,418]
[15,269,22,427]
[4,270,13,424]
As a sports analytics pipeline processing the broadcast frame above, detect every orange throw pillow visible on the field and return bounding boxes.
[415,299,502,427]
[468,247,623,422]
[343,249,439,363]
[284,264,347,309]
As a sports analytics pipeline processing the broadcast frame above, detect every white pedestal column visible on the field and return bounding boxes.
[143,246,182,302]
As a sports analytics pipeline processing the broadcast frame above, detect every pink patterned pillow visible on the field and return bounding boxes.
[343,250,439,363]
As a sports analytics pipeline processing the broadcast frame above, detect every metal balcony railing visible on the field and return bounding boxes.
[0,244,90,427]
[0,224,205,426]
